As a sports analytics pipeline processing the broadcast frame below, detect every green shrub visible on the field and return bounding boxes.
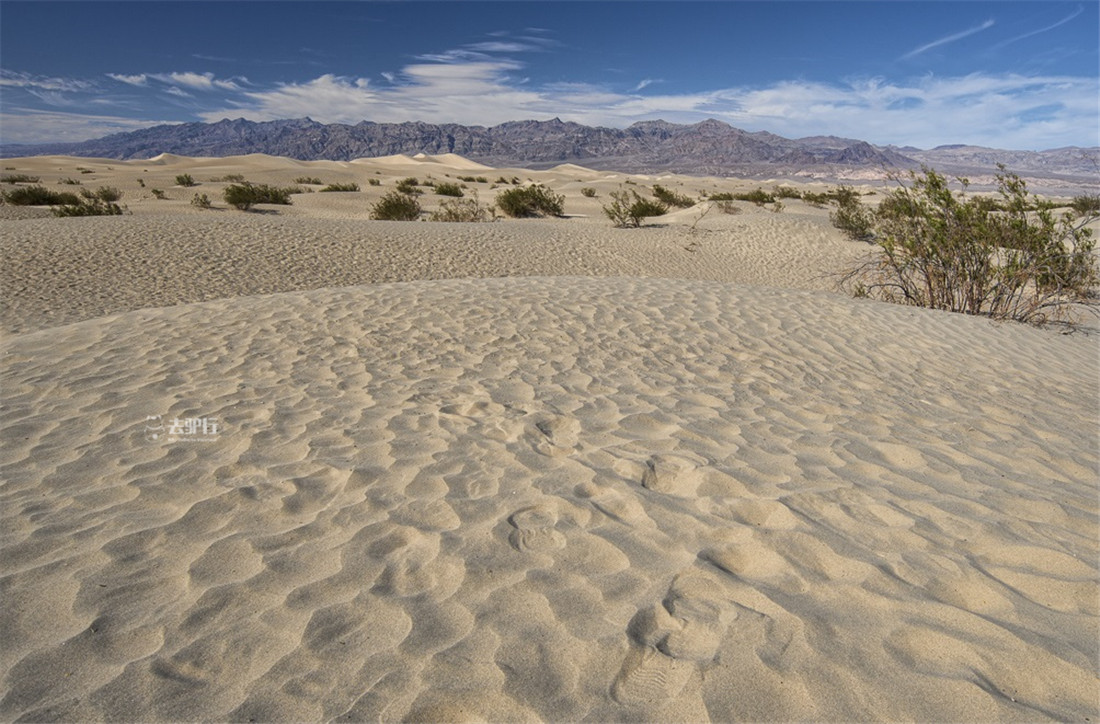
[77,167,94,174]
[829,186,875,240]
[603,188,668,227]
[210,173,245,183]
[223,182,293,210]
[368,178,381,186]
[773,186,802,199]
[430,193,492,222]
[396,177,422,195]
[151,189,166,200]
[652,184,694,208]
[52,198,124,217]
[175,174,195,187]
[370,191,421,220]
[800,191,830,207]
[295,176,323,185]
[733,188,776,206]
[839,166,1099,324]
[1,174,39,184]
[434,182,464,197]
[1070,194,1100,217]
[495,184,565,218]
[87,186,122,202]
[2,185,81,206]
[191,193,213,209]
[706,192,734,201]
[581,187,597,198]
[58,177,81,185]
[319,182,360,192]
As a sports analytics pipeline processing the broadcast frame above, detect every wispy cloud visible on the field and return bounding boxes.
[150,72,242,92]
[634,78,659,92]
[992,6,1085,49]
[0,108,176,144]
[902,19,996,59]
[108,73,148,86]
[0,70,92,93]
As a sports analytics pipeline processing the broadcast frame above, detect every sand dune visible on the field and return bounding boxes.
[1,154,1097,722]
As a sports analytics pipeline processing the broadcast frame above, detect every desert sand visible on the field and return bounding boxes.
[1,153,1097,722]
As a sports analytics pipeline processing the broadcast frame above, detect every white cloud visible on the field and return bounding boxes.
[195,62,1097,149]
[150,71,241,92]
[108,73,148,86]
[0,70,91,93]
[0,108,174,144]
[902,19,996,59]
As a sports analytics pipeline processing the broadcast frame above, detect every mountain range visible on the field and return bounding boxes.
[3,117,1096,187]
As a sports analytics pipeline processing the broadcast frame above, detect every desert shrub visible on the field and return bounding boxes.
[175,174,195,187]
[733,188,776,206]
[58,177,81,185]
[652,184,694,209]
[210,173,245,183]
[581,187,597,198]
[77,167,94,174]
[434,182,464,197]
[1070,194,1100,217]
[714,200,741,215]
[138,178,145,188]
[87,186,122,202]
[800,191,830,207]
[706,192,734,201]
[429,193,492,222]
[603,188,668,227]
[495,184,565,218]
[396,177,422,195]
[191,193,213,209]
[319,183,360,192]
[368,178,381,186]
[151,189,166,200]
[773,186,802,199]
[223,182,293,210]
[829,185,875,240]
[52,198,124,217]
[370,191,421,220]
[3,186,80,206]
[839,166,1099,325]
[1,174,39,184]
[295,176,323,185]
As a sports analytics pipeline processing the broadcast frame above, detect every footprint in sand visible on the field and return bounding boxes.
[612,570,735,707]
[532,416,581,457]
[574,481,653,526]
[640,454,704,497]
[507,505,566,552]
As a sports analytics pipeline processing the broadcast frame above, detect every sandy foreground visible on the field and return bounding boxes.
[1,154,1098,722]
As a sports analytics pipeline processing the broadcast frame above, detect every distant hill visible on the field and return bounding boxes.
[3,117,1097,185]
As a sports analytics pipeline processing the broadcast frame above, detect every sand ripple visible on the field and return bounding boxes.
[1,277,1097,722]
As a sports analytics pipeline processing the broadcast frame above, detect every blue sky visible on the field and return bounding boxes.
[1,1,1096,150]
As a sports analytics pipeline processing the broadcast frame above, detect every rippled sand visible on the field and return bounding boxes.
[1,155,1097,722]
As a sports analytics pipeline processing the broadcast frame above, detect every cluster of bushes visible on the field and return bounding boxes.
[209,174,245,183]
[223,182,295,211]
[2,185,82,206]
[396,178,422,195]
[837,166,1099,325]
[175,174,196,187]
[495,184,564,218]
[53,187,125,216]
[652,185,695,209]
[430,193,493,222]
[434,182,464,197]
[294,176,323,185]
[371,191,421,220]
[320,182,360,192]
[457,175,489,183]
[1,174,40,184]
[603,188,667,228]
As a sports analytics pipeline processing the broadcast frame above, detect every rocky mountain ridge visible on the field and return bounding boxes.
[3,117,1096,187]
